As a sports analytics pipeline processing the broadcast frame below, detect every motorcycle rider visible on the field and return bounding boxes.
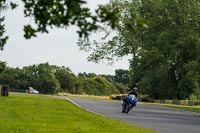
[122,87,139,106]
[128,87,138,98]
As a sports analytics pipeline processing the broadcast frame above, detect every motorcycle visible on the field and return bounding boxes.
[122,95,137,114]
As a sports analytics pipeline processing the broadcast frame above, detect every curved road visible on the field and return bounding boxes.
[68,98,200,133]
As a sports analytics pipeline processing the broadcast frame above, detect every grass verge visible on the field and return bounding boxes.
[57,92,110,100]
[141,102,200,113]
[164,104,200,113]
[0,93,155,133]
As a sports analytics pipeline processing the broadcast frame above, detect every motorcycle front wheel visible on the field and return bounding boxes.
[122,104,127,113]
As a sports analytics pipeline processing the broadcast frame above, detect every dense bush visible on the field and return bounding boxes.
[114,83,129,94]
[80,76,120,95]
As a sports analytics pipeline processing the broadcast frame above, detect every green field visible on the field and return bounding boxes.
[0,93,155,133]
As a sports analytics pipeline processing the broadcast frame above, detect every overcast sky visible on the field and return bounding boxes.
[0,0,130,75]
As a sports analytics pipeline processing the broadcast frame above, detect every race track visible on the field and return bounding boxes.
[68,98,200,133]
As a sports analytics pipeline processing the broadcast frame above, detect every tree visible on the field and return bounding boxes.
[0,67,17,87]
[23,63,60,94]
[115,69,130,86]
[78,72,96,78]
[0,61,6,73]
[0,0,119,40]
[54,66,77,93]
[99,74,115,84]
[0,0,120,74]
[80,76,119,95]
[114,83,128,94]
[0,0,8,50]
[182,61,200,99]
[0,1,8,72]
[129,0,200,99]
[79,0,200,99]
[0,67,29,89]
[93,76,119,95]
[77,0,144,63]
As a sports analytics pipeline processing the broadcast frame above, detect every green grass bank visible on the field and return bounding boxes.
[0,93,155,133]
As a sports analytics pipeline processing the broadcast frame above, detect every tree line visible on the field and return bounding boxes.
[0,63,130,95]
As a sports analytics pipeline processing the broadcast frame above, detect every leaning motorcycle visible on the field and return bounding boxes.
[122,95,137,114]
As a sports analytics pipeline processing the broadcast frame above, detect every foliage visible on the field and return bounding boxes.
[0,0,120,76]
[24,63,60,93]
[93,76,119,94]
[0,1,8,72]
[0,61,6,73]
[0,16,8,50]
[114,83,128,94]
[0,67,28,89]
[0,1,128,95]
[0,63,60,94]
[21,0,95,38]
[99,74,115,83]
[1,0,117,39]
[80,76,119,95]
[115,69,130,86]
[0,63,129,95]
[77,0,144,63]
[54,66,77,93]
[79,0,200,100]
[183,61,200,99]
[0,1,8,51]
[78,72,97,78]
[129,0,200,99]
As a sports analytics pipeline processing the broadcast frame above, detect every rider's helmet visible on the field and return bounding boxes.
[132,87,137,91]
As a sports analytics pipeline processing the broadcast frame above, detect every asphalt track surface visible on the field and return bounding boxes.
[68,98,200,133]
